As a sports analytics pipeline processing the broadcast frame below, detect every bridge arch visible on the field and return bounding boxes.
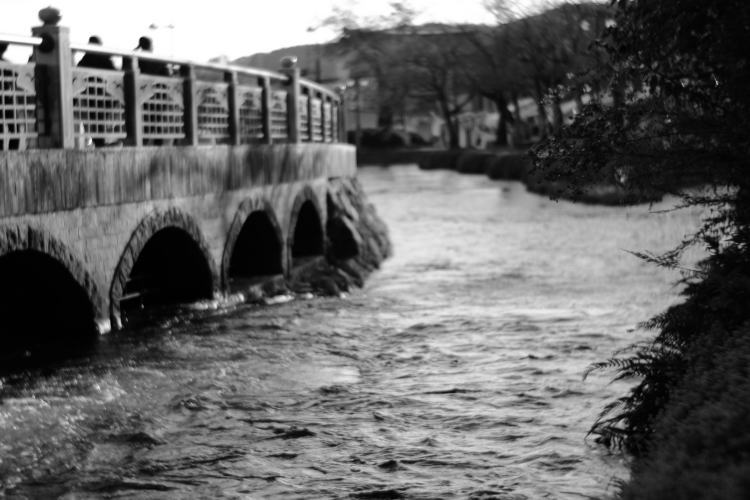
[110,208,218,329]
[288,185,325,269]
[0,225,101,366]
[222,196,285,289]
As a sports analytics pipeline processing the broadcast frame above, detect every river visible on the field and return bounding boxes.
[0,165,704,499]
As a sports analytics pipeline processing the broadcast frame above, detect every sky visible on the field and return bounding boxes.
[0,0,513,64]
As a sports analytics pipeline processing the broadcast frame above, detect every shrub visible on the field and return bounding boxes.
[416,150,462,170]
[456,151,495,174]
[485,153,531,181]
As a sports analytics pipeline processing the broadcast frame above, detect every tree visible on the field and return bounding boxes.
[513,2,612,136]
[458,22,523,146]
[331,17,477,148]
[458,1,612,144]
[335,27,414,129]
[319,2,421,130]
[397,27,477,149]
[321,1,614,149]
[534,0,750,464]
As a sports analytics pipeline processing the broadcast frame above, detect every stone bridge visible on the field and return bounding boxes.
[0,8,389,366]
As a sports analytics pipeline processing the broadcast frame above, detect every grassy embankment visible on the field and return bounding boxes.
[605,239,750,499]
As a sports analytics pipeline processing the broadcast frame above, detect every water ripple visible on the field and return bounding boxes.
[0,166,702,498]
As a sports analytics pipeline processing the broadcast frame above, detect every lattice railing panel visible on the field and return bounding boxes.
[310,97,323,142]
[323,101,333,143]
[139,77,185,141]
[298,94,310,142]
[270,90,288,140]
[0,62,38,150]
[196,82,230,143]
[237,86,263,143]
[72,69,126,143]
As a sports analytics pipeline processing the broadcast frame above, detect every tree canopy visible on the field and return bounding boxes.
[323,1,612,147]
[535,0,750,198]
[533,0,750,467]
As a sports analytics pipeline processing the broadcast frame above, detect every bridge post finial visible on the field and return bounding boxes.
[32,7,75,148]
[280,56,301,144]
[38,6,62,26]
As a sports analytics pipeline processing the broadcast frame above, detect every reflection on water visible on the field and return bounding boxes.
[0,166,703,498]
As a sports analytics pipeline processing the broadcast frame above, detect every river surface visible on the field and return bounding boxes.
[0,166,704,499]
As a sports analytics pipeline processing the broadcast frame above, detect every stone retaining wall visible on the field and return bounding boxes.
[0,143,381,332]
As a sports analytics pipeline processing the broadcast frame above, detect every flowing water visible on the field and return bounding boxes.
[0,165,704,499]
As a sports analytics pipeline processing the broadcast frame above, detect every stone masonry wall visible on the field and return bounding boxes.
[0,143,356,331]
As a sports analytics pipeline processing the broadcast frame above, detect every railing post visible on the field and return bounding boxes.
[307,88,315,142]
[225,70,240,146]
[280,56,300,144]
[181,64,199,146]
[122,56,143,146]
[337,88,347,143]
[31,7,74,149]
[261,77,273,144]
[321,95,329,143]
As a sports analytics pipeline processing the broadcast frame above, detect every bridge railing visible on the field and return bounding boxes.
[0,34,41,151]
[0,9,346,150]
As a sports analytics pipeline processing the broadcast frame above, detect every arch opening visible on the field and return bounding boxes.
[228,211,283,285]
[291,200,324,265]
[0,250,98,369]
[326,194,360,260]
[120,227,213,323]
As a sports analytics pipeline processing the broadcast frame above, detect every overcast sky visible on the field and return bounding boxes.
[0,0,515,63]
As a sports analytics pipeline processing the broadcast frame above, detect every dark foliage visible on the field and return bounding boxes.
[618,321,750,498]
[347,128,430,149]
[534,0,750,463]
[534,0,750,197]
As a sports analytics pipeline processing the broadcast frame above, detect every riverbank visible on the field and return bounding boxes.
[600,241,750,499]
[619,323,750,499]
[358,148,661,205]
